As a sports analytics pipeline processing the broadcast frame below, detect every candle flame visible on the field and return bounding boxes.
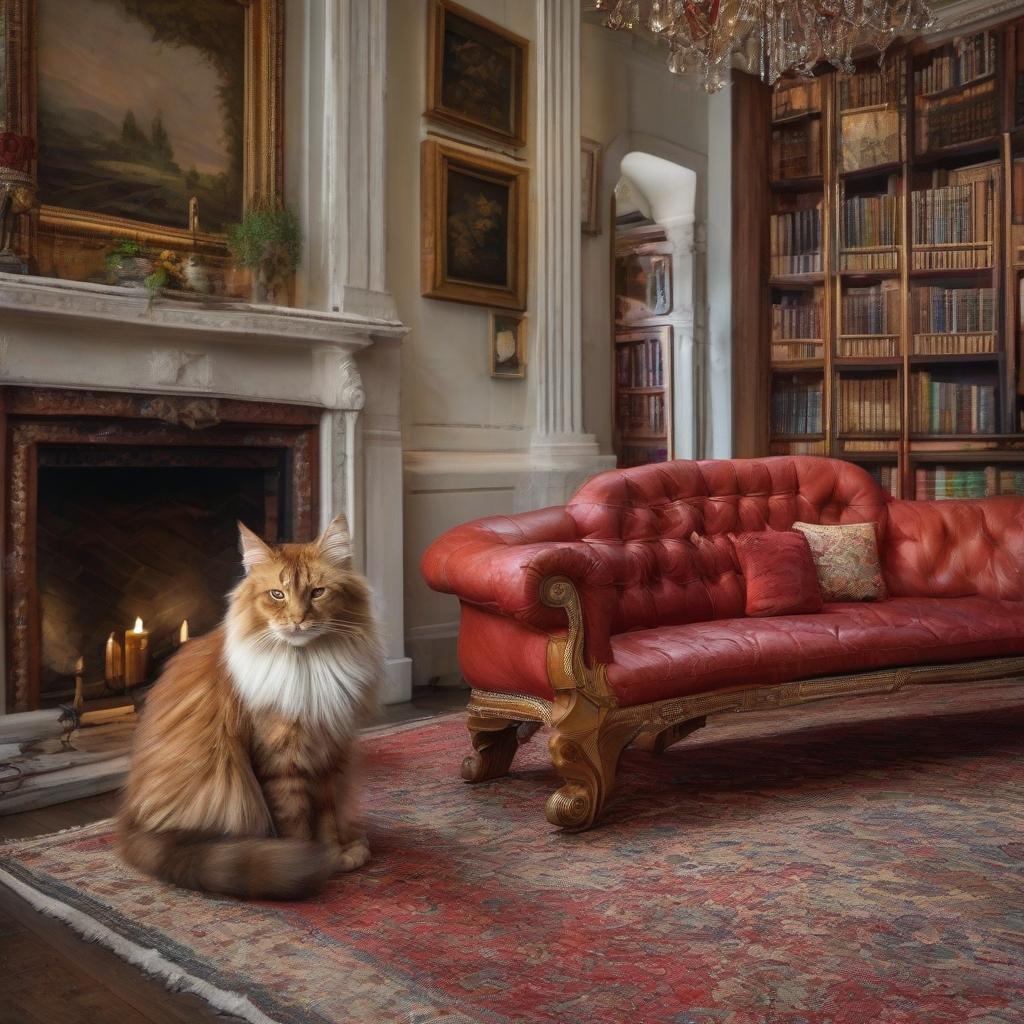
[75,656,84,673]
[133,617,144,634]
[179,619,189,643]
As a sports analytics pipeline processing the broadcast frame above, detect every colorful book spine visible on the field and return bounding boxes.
[770,205,823,277]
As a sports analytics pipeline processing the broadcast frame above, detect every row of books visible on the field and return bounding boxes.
[771,121,822,181]
[842,282,901,336]
[771,379,823,435]
[772,341,823,362]
[615,339,665,389]
[620,445,669,468]
[772,295,821,340]
[913,31,996,96]
[914,466,1024,500]
[837,336,899,359]
[910,162,997,268]
[772,78,822,120]
[770,206,823,277]
[839,65,902,111]
[911,332,996,355]
[842,190,901,248]
[911,373,997,433]
[914,80,998,153]
[864,463,899,495]
[617,394,666,436]
[838,376,900,433]
[912,286,994,334]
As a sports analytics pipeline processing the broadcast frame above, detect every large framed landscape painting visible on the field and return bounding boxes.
[420,138,527,310]
[5,0,281,274]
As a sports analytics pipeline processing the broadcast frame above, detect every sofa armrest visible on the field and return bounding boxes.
[883,495,1024,600]
[421,508,620,664]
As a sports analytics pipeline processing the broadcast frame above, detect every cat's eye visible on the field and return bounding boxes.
[311,587,326,599]
[269,589,285,601]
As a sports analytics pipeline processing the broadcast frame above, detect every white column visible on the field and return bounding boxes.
[290,0,396,321]
[661,217,701,460]
[518,0,614,509]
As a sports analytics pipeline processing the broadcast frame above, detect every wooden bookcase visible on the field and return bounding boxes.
[613,232,675,467]
[741,14,1024,498]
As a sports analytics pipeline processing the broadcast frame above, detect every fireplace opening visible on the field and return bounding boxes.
[36,446,291,707]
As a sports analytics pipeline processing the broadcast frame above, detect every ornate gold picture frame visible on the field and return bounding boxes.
[421,137,528,310]
[2,0,282,278]
[425,0,527,149]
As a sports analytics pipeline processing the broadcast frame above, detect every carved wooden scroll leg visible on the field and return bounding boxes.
[539,575,639,831]
[546,717,639,831]
[462,716,526,783]
[633,715,707,754]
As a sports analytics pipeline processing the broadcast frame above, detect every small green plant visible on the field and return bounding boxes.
[228,205,301,301]
[104,237,143,275]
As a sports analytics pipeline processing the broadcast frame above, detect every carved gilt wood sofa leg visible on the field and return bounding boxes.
[462,716,527,783]
[541,576,640,832]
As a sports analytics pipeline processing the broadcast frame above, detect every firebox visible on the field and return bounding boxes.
[3,388,321,712]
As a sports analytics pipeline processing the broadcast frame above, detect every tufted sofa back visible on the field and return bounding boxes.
[567,457,890,633]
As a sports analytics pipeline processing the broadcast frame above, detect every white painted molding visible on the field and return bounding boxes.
[0,274,405,347]
[931,0,1024,30]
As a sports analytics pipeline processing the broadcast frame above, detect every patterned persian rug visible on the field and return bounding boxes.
[2,683,1024,1024]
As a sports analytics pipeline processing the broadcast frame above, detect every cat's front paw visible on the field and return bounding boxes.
[330,833,370,873]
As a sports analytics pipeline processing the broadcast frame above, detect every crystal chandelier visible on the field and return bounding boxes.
[593,0,934,92]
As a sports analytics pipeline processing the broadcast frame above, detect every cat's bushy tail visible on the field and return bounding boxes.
[119,826,333,900]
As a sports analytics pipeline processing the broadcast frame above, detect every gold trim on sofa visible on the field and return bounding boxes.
[461,575,1024,832]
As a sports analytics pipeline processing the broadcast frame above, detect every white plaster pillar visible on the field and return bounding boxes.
[290,0,396,321]
[661,217,700,460]
[314,344,412,705]
[289,0,411,702]
[518,0,614,510]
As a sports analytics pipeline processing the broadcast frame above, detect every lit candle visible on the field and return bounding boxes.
[178,619,189,645]
[124,617,150,687]
[105,631,123,689]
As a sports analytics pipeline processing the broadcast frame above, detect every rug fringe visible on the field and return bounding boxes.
[0,867,282,1024]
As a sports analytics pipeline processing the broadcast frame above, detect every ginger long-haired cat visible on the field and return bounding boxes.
[118,516,383,900]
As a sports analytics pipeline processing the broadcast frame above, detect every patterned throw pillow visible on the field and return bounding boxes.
[791,521,886,602]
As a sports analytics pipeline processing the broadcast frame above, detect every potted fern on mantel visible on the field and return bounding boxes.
[227,204,301,305]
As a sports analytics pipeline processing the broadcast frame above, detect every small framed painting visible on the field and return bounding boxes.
[426,0,527,148]
[490,312,525,379]
[581,138,602,235]
[421,138,528,310]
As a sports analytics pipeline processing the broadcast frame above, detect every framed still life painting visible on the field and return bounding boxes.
[3,0,282,277]
[426,0,527,148]
[421,138,528,310]
[490,312,525,379]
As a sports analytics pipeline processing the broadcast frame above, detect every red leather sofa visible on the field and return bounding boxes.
[422,456,1024,830]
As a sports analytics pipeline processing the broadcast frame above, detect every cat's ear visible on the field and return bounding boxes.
[238,521,273,574]
[316,514,352,567]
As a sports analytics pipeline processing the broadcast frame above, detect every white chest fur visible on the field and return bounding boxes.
[224,620,379,734]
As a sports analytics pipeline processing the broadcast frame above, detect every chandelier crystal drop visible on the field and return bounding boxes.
[593,0,934,92]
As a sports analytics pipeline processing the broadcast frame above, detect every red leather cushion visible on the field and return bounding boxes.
[603,596,1024,706]
[731,531,823,616]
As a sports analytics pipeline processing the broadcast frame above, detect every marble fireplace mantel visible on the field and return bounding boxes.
[0,272,413,718]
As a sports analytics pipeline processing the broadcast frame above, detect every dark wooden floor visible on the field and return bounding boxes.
[0,687,467,1024]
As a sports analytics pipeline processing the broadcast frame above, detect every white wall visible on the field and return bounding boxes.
[580,21,713,457]
[392,6,731,685]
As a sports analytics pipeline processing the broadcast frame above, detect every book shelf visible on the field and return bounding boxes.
[756,16,1024,498]
[613,233,675,467]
